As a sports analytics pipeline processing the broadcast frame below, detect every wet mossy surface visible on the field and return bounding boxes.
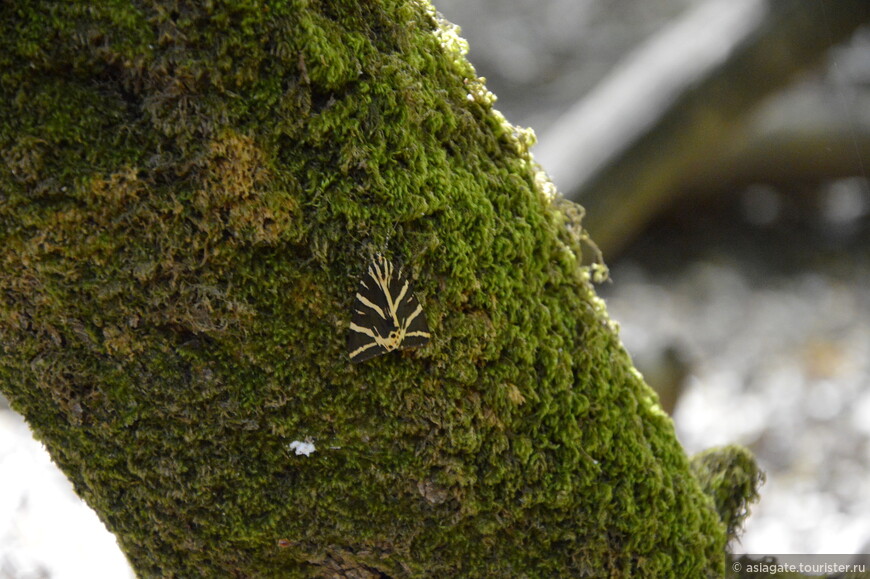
[1,1,740,576]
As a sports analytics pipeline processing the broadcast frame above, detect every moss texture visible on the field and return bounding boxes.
[1,1,744,576]
[692,445,765,545]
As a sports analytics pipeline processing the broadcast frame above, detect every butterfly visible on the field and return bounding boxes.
[347,254,431,363]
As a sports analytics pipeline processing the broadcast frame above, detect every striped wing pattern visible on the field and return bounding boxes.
[347,255,430,363]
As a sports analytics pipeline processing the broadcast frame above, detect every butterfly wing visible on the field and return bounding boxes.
[396,290,430,350]
[347,255,430,363]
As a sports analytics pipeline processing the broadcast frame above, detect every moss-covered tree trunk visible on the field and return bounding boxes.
[0,1,754,576]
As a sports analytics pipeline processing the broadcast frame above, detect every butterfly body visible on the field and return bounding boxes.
[347,255,430,363]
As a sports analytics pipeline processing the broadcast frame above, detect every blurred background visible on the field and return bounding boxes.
[2,0,870,576]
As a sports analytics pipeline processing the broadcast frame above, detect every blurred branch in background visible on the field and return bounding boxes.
[534,0,870,258]
[688,81,870,191]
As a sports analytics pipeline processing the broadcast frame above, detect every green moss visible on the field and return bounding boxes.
[1,1,739,576]
[692,445,765,543]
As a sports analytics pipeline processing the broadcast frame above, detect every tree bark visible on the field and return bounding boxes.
[0,2,749,576]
